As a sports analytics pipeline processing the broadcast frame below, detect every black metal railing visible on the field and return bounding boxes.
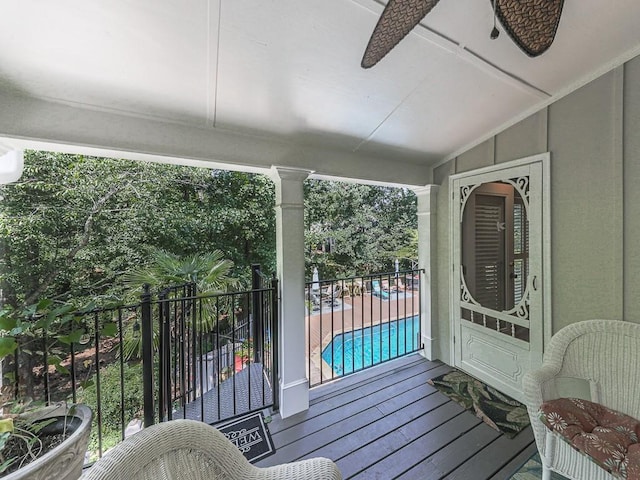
[153,267,278,426]
[306,269,422,387]
[0,265,278,462]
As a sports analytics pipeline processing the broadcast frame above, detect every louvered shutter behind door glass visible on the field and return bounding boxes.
[513,200,528,305]
[474,195,505,311]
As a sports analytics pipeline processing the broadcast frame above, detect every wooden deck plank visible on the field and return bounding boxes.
[427,422,504,476]
[268,370,448,458]
[267,358,447,435]
[309,356,440,408]
[254,354,535,480]
[337,402,471,478]
[487,441,538,480]
[446,427,536,479]
[354,411,484,479]
[318,394,456,462]
[396,422,502,479]
[264,388,449,468]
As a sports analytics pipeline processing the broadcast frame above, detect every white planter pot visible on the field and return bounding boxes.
[5,404,92,480]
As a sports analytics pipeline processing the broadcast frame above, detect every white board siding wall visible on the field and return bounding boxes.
[433,55,640,363]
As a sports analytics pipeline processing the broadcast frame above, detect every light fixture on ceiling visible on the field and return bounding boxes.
[490,0,500,40]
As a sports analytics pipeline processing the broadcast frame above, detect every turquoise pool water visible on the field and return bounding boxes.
[322,316,420,376]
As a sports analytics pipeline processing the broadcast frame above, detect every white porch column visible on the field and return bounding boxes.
[0,145,24,184]
[271,166,312,418]
[414,185,439,360]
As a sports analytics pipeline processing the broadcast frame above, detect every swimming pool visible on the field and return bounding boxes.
[321,316,421,376]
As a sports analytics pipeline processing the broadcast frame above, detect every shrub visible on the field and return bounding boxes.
[79,361,146,460]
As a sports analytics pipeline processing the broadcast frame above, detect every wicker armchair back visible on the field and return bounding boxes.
[523,319,640,480]
[82,419,342,480]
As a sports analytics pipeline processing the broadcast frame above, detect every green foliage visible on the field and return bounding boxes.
[121,249,239,359]
[395,228,419,268]
[0,151,278,397]
[79,361,146,459]
[0,151,276,313]
[304,179,417,278]
[0,300,87,368]
[1,151,416,313]
[124,250,239,294]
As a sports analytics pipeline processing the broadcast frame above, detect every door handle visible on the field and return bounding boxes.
[532,276,538,291]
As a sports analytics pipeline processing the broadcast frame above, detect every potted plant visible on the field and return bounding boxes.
[0,402,92,479]
[0,302,93,479]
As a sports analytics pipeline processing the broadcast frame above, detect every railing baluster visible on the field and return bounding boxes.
[94,311,103,455]
[141,285,154,428]
[178,294,186,417]
[216,296,222,423]
[231,296,237,416]
[351,277,356,377]
[199,296,205,421]
[319,282,323,384]
[117,308,125,440]
[190,284,197,405]
[248,291,253,412]
[70,326,77,404]
[305,268,423,388]
[42,331,49,404]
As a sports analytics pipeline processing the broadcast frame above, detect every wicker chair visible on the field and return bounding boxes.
[523,319,640,480]
[82,419,342,480]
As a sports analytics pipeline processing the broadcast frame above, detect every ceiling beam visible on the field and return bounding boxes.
[0,90,432,186]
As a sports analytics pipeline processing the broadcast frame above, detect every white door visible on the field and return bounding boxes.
[450,154,549,402]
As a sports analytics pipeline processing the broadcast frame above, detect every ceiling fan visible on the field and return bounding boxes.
[361,0,565,69]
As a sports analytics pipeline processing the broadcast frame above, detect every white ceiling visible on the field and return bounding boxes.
[1,0,640,168]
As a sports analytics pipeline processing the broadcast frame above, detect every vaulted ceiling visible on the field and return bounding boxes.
[1,0,640,175]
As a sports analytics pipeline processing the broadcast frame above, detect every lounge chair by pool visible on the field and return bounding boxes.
[371,280,390,300]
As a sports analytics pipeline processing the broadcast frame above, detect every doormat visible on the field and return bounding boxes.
[217,412,275,463]
[427,369,530,438]
[509,452,568,479]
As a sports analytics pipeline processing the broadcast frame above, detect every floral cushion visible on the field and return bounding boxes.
[540,398,640,479]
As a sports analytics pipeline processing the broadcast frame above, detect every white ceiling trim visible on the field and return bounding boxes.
[350,0,550,100]
[309,172,418,190]
[433,41,640,169]
[0,136,271,175]
[0,91,432,186]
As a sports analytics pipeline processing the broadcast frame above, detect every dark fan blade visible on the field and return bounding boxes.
[492,0,564,57]
[361,0,441,69]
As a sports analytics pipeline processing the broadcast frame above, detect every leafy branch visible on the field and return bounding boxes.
[23,182,124,307]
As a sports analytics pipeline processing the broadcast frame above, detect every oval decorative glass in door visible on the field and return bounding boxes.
[459,177,530,342]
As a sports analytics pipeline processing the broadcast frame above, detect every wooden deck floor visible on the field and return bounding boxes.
[256,354,537,479]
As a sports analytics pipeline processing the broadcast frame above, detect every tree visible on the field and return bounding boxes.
[120,250,241,360]
[124,250,239,295]
[395,228,419,269]
[0,151,276,392]
[304,180,417,279]
[0,152,276,312]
